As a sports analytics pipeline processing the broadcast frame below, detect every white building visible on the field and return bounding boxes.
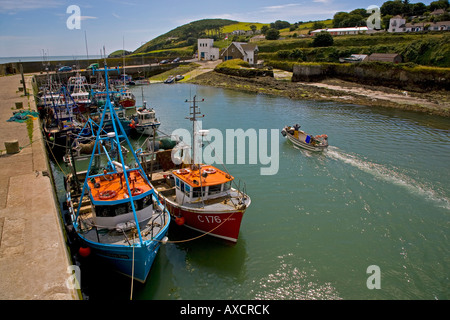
[197,39,220,61]
[388,15,406,32]
[311,26,369,36]
[388,16,450,33]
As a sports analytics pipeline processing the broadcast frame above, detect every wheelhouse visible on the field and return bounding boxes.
[172,165,234,204]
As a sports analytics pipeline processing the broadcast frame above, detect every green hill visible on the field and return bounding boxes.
[130,18,334,58]
[133,19,238,55]
[108,49,132,58]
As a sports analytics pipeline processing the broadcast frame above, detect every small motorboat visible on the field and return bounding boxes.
[281,124,328,152]
[130,102,161,136]
[164,76,175,84]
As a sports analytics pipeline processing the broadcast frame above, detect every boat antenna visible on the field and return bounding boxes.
[185,95,204,166]
[122,36,126,88]
[84,30,90,65]
[103,45,107,67]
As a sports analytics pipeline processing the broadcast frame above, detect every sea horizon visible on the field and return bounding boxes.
[0,55,103,64]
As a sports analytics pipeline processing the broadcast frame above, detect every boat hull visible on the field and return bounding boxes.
[77,229,167,283]
[103,120,132,135]
[119,99,136,109]
[161,196,245,242]
[286,134,327,152]
[135,123,161,136]
[283,127,328,152]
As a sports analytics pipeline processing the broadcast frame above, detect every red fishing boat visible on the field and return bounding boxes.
[148,96,251,242]
[118,89,136,109]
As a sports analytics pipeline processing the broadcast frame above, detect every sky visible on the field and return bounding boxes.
[0,0,434,57]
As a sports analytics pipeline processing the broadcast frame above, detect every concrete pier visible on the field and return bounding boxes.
[0,74,78,299]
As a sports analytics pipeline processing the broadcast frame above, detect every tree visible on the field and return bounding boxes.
[312,32,334,47]
[429,0,449,11]
[333,12,350,27]
[265,28,280,40]
[312,21,325,30]
[270,20,291,30]
[350,8,370,17]
[402,0,413,16]
[382,15,393,30]
[340,14,367,27]
[261,25,269,35]
[250,25,257,33]
[381,0,404,16]
[333,10,367,28]
[412,2,427,15]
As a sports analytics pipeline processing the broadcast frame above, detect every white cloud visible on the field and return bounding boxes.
[261,4,301,12]
[112,13,121,19]
[80,16,97,21]
[0,0,62,12]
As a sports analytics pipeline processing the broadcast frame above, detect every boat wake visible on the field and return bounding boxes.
[327,146,450,210]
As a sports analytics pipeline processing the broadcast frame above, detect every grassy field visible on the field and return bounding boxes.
[220,22,270,33]
[130,46,193,59]
[148,63,200,82]
[257,32,450,67]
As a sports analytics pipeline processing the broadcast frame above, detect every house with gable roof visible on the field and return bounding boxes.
[220,42,259,66]
[388,15,406,32]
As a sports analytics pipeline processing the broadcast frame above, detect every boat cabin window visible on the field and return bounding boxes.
[96,203,130,217]
[209,184,222,195]
[192,187,205,198]
[224,181,231,191]
[184,184,190,197]
[95,196,153,217]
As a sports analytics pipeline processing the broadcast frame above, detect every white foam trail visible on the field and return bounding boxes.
[327,146,450,210]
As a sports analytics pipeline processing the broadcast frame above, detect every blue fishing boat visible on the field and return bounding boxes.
[41,85,85,158]
[90,103,133,136]
[65,65,170,283]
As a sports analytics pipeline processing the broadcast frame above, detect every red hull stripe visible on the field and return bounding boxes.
[164,201,244,242]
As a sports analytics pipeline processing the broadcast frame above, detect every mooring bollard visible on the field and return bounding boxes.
[5,140,20,154]
[15,102,23,109]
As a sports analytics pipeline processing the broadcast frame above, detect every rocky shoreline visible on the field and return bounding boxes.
[187,70,450,118]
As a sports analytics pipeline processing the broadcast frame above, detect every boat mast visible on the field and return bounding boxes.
[75,64,150,244]
[185,95,204,166]
[122,36,125,87]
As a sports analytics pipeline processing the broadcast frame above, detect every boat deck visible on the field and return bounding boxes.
[69,173,169,246]
[78,209,169,246]
[150,170,250,212]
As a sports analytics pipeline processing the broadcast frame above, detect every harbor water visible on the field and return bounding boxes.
[52,83,450,300]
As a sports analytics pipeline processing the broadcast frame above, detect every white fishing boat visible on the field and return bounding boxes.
[130,103,161,136]
[281,124,329,152]
[67,73,91,112]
